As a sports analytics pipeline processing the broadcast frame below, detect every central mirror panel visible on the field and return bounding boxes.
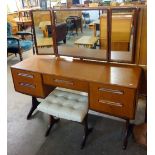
[54,8,108,61]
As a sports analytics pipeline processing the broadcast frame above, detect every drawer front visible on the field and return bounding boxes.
[89,83,136,119]
[43,74,88,92]
[11,68,45,97]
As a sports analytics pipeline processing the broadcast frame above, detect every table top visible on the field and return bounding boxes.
[36,38,53,47]
[13,17,32,24]
[11,55,142,89]
[18,6,41,12]
[39,21,51,30]
[74,36,99,46]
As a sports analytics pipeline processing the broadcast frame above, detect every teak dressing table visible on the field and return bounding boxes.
[10,7,144,149]
[11,55,142,149]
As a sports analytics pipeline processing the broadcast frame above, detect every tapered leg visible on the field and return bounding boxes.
[122,119,133,150]
[19,50,23,61]
[32,46,35,55]
[81,115,93,149]
[27,97,40,120]
[45,115,60,137]
[63,38,66,44]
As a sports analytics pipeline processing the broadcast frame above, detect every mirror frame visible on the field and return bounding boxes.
[31,9,57,55]
[31,6,139,64]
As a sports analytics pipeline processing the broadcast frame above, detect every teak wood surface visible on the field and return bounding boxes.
[11,55,141,89]
[11,55,142,119]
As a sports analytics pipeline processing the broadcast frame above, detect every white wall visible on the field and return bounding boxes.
[7,0,22,12]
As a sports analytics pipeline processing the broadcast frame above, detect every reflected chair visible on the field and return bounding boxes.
[37,89,93,149]
[7,22,35,61]
[46,23,67,43]
[66,16,82,35]
[82,12,91,28]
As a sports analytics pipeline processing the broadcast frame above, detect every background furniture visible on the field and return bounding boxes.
[74,36,99,48]
[100,13,133,51]
[11,55,142,149]
[65,16,82,35]
[7,22,34,61]
[82,12,91,28]
[13,17,32,31]
[55,10,82,23]
[88,20,100,37]
[7,12,19,34]
[135,6,147,95]
[47,23,67,43]
[37,89,92,149]
[55,10,82,34]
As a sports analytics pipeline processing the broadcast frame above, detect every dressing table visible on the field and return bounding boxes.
[10,7,145,149]
[11,55,142,149]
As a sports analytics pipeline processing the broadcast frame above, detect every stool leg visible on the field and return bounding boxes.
[45,115,60,137]
[81,114,93,149]
[27,97,40,120]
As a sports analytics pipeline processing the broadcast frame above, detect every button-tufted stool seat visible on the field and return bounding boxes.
[37,89,92,149]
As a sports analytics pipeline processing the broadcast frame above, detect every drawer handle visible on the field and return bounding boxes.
[54,79,74,85]
[99,99,123,107]
[18,73,34,78]
[19,82,35,88]
[98,88,124,95]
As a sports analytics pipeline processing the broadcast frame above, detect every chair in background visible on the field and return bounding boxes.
[37,89,93,149]
[7,22,35,61]
[66,16,82,35]
[46,23,67,43]
[82,12,91,28]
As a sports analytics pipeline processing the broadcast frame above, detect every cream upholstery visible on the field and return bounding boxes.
[37,89,88,122]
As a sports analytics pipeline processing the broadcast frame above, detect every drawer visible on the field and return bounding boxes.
[89,83,136,119]
[11,68,53,98]
[43,74,88,92]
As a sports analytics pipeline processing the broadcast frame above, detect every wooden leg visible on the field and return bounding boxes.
[32,46,35,55]
[122,119,134,150]
[19,50,23,61]
[81,115,93,149]
[145,96,147,123]
[45,115,60,137]
[27,97,40,120]
[63,38,66,44]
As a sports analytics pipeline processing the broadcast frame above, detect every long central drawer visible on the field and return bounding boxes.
[89,82,137,119]
[43,74,89,92]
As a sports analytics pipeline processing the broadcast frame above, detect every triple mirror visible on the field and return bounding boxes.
[31,7,138,63]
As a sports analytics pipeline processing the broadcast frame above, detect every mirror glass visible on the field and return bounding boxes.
[31,10,54,54]
[55,8,108,61]
[110,8,135,63]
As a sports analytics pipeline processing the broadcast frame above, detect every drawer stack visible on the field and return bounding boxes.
[89,83,137,119]
[11,68,54,98]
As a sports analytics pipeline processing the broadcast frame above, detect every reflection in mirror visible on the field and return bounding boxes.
[31,10,54,55]
[55,8,107,61]
[110,8,136,63]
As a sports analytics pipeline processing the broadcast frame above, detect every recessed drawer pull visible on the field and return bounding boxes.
[99,99,123,107]
[54,79,74,85]
[18,73,34,78]
[98,88,124,95]
[19,82,35,88]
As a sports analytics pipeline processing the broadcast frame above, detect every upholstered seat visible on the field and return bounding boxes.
[7,39,33,51]
[38,89,88,122]
[37,89,92,149]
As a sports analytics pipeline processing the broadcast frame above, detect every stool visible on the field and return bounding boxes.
[37,89,92,149]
